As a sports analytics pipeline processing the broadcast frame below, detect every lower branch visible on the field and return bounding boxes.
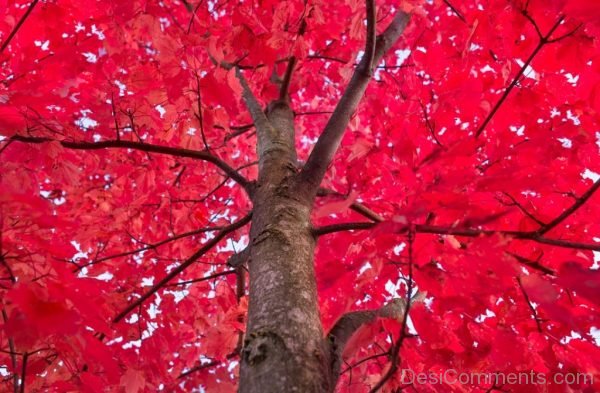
[328,298,409,388]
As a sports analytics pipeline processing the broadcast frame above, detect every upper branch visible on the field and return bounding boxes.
[279,18,307,101]
[279,57,297,101]
[113,212,252,323]
[299,11,410,197]
[10,135,253,194]
[235,68,277,145]
[363,0,377,74]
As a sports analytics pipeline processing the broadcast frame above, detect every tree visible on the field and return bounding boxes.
[0,0,599,391]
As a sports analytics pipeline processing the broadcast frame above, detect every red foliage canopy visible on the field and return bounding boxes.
[1,0,599,392]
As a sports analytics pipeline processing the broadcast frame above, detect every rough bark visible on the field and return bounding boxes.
[238,100,333,392]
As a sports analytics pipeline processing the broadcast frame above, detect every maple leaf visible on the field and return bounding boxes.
[120,369,146,393]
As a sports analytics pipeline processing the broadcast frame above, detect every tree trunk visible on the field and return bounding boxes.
[237,12,410,390]
[238,101,333,392]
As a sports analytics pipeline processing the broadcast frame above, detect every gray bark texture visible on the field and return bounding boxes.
[237,10,410,393]
[239,101,332,392]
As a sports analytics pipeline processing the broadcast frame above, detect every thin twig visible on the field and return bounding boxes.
[19,352,28,393]
[443,0,467,23]
[474,15,564,138]
[505,252,554,276]
[363,0,377,74]
[369,230,415,392]
[178,361,219,379]
[498,192,545,226]
[0,0,39,55]
[2,310,18,393]
[516,276,544,332]
[419,101,443,146]
[193,71,210,151]
[166,269,236,287]
[113,213,252,323]
[340,351,389,375]
[78,226,224,270]
[536,178,600,236]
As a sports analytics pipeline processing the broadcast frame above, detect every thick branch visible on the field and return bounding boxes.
[314,221,600,252]
[313,221,376,236]
[10,135,252,193]
[235,68,277,148]
[299,12,410,196]
[113,213,252,323]
[328,298,407,387]
[223,124,255,141]
[0,0,39,55]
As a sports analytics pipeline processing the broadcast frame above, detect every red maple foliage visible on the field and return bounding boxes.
[1,0,599,392]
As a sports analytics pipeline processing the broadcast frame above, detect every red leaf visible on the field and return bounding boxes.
[120,369,146,393]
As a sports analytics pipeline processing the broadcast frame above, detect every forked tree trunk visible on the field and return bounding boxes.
[237,11,410,392]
